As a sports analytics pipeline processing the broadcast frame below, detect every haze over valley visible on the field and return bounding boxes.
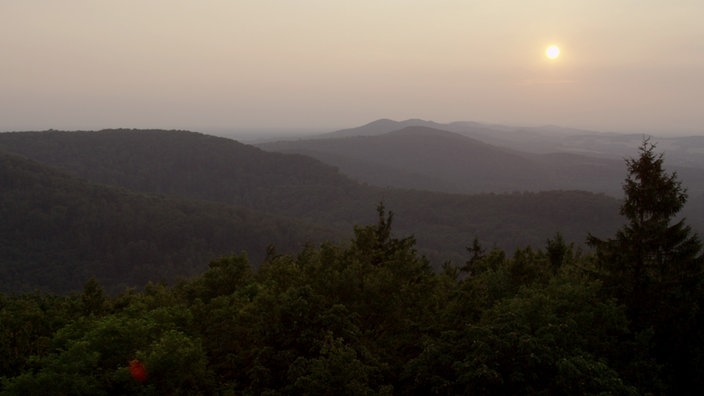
[3,122,704,393]
[258,118,704,196]
[2,1,704,394]
[0,125,627,291]
[2,119,704,293]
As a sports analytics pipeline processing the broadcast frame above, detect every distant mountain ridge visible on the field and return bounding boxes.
[262,126,549,193]
[324,118,704,167]
[323,119,594,151]
[259,121,704,197]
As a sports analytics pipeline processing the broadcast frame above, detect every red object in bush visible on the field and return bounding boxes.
[129,359,148,382]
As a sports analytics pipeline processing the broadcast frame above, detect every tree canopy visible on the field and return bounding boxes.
[2,140,704,394]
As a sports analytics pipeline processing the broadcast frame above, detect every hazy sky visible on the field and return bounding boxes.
[1,1,703,135]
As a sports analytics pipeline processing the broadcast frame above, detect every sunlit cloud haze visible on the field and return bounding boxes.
[1,0,702,135]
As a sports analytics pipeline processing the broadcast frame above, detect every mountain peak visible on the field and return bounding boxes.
[325,118,447,138]
[387,125,458,135]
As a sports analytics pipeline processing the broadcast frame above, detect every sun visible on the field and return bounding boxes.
[545,45,560,60]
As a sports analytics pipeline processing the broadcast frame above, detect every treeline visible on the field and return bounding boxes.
[1,140,702,394]
[0,202,701,394]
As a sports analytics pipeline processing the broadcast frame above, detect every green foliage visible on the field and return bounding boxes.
[81,278,108,316]
[2,198,702,394]
[406,273,638,395]
[9,130,704,393]
[144,330,212,395]
[546,232,572,273]
[179,254,252,303]
[2,340,104,396]
[1,291,212,395]
[287,332,384,396]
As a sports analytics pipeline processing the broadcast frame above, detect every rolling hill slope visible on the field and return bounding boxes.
[0,150,339,292]
[325,119,704,166]
[0,129,362,218]
[259,126,628,195]
[259,125,704,197]
[0,129,630,291]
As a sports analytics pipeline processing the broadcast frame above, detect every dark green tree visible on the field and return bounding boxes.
[461,237,486,275]
[545,232,572,274]
[81,278,108,316]
[588,138,704,394]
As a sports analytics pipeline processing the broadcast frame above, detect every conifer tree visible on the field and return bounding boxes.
[589,139,702,320]
[588,138,704,393]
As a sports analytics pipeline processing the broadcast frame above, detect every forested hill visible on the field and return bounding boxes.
[325,118,704,168]
[1,130,626,291]
[260,126,540,193]
[2,137,702,395]
[0,129,362,217]
[0,151,340,293]
[258,125,704,196]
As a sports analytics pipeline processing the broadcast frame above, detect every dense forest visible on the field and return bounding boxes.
[0,150,340,293]
[1,140,703,394]
[0,129,628,292]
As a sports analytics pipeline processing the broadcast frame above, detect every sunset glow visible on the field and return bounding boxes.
[1,1,702,134]
[546,45,560,60]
